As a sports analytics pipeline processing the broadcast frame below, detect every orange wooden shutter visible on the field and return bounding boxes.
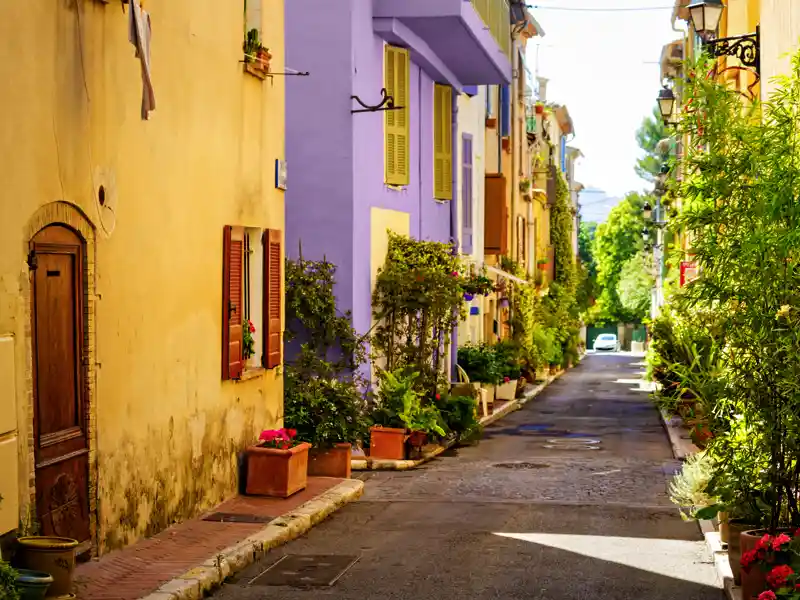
[484,174,508,255]
[263,229,282,369]
[222,226,244,380]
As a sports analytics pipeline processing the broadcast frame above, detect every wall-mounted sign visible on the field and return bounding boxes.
[680,261,698,287]
[275,159,287,191]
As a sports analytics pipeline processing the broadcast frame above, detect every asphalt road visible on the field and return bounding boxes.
[213,353,723,600]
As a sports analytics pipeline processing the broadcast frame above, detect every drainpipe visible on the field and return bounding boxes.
[450,88,460,380]
[510,42,518,270]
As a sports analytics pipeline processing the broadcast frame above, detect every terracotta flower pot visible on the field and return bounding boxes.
[245,442,311,498]
[16,537,78,597]
[308,443,352,478]
[740,529,768,599]
[407,430,428,449]
[369,426,407,460]
[486,117,497,129]
[719,512,730,545]
[727,519,757,585]
[15,569,53,600]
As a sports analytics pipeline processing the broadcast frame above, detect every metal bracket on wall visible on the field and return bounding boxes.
[351,89,403,114]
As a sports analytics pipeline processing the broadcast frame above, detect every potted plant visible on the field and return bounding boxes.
[14,570,53,600]
[243,319,256,365]
[243,28,271,74]
[461,271,494,298]
[370,370,419,460]
[283,372,369,479]
[493,341,522,401]
[0,559,18,600]
[245,428,311,497]
[397,389,446,459]
[457,344,501,411]
[536,258,549,271]
[15,537,77,598]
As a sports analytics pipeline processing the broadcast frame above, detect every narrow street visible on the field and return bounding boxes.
[213,354,722,600]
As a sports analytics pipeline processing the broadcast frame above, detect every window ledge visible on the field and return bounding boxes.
[239,367,266,381]
[385,184,408,192]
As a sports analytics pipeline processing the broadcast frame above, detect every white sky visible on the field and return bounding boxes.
[526,0,683,198]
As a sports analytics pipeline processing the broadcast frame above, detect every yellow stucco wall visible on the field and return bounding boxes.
[0,0,285,552]
[761,0,800,97]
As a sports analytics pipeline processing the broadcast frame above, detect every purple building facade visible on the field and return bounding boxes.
[286,0,512,339]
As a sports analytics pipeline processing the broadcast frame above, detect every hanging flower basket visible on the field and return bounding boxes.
[463,292,475,302]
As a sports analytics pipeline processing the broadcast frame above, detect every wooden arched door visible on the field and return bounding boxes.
[29,225,90,545]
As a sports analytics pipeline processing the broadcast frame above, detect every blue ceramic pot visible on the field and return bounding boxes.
[15,569,53,600]
[463,293,474,302]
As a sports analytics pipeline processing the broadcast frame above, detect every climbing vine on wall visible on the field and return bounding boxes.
[371,233,465,395]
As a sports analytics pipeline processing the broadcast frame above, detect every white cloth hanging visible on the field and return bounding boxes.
[128,0,155,120]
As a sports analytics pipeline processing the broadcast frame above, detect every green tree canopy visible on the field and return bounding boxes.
[591,192,650,323]
[635,105,673,183]
[577,221,599,311]
[616,251,655,321]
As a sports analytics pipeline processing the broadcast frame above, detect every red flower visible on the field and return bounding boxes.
[451,271,459,277]
[756,534,772,551]
[758,591,777,600]
[741,549,760,572]
[772,533,791,551]
[286,429,297,438]
[248,320,256,333]
[766,565,794,589]
[504,376,511,383]
[435,394,441,400]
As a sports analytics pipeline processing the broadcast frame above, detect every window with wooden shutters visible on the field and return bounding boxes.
[222,226,245,380]
[385,45,409,186]
[263,229,282,369]
[462,134,473,254]
[434,84,453,200]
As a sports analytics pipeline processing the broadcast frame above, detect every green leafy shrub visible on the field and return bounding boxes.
[436,394,480,438]
[457,343,500,384]
[0,561,18,600]
[492,340,522,380]
[668,451,718,521]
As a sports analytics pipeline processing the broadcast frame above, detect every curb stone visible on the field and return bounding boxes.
[137,479,364,600]
[352,369,567,471]
[658,410,738,600]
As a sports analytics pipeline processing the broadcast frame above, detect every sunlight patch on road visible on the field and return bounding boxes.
[492,533,718,587]
[613,378,656,392]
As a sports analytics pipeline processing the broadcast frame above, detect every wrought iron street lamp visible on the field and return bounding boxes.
[657,86,677,126]
[686,0,760,75]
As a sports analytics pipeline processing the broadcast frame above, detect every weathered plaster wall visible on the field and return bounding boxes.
[0,0,285,552]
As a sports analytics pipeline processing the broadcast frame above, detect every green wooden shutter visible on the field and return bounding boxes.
[385,46,410,186]
[434,84,452,200]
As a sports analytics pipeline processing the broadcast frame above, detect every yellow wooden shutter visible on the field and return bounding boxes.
[385,46,409,186]
[434,84,453,200]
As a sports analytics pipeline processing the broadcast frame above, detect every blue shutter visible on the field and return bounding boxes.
[462,135,473,254]
[500,85,510,137]
[560,137,567,173]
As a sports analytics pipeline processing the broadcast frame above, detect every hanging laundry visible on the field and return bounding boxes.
[128,0,155,120]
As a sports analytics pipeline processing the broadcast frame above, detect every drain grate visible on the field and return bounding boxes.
[249,555,359,587]
[494,462,550,470]
[202,512,275,524]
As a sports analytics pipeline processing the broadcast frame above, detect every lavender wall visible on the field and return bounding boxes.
[285,0,356,314]
[350,0,453,335]
[286,0,456,339]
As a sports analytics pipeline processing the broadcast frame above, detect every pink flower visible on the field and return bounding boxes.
[248,320,256,333]
[758,591,777,600]
[504,376,510,383]
[772,533,791,551]
[286,429,297,438]
[451,271,459,277]
[259,430,278,442]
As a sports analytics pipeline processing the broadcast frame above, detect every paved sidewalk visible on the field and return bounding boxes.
[75,477,362,600]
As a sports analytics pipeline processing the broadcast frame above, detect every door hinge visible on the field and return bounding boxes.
[27,250,38,271]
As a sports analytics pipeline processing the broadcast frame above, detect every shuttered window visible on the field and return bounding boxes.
[434,84,453,200]
[222,226,245,380]
[263,229,282,369]
[462,135,473,254]
[385,45,410,186]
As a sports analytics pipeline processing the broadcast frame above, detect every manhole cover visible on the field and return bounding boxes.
[202,512,274,524]
[494,462,550,470]
[249,555,359,587]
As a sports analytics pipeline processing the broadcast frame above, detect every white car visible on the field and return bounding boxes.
[593,333,620,352]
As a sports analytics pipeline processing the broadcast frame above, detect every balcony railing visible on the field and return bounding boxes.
[471,0,511,58]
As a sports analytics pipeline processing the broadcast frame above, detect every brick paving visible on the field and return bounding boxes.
[74,477,343,600]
